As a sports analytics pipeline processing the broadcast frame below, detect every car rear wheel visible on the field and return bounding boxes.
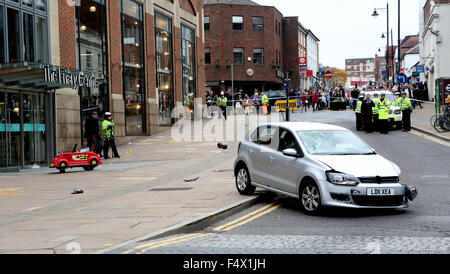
[299,180,322,215]
[235,165,255,195]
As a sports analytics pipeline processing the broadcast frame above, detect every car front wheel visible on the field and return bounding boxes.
[235,165,256,195]
[299,180,322,215]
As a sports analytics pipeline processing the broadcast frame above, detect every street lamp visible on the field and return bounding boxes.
[372,2,390,85]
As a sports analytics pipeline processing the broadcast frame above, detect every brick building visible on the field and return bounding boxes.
[204,0,286,94]
[345,58,376,88]
[283,17,308,91]
[0,0,205,170]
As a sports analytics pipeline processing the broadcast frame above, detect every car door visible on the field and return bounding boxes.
[266,128,306,195]
[246,125,278,186]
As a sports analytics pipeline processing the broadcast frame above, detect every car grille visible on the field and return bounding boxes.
[358,176,399,184]
[352,195,405,207]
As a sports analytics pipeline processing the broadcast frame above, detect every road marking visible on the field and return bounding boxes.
[0,188,23,197]
[221,203,283,232]
[121,233,204,254]
[136,233,212,254]
[214,202,281,232]
[410,130,450,148]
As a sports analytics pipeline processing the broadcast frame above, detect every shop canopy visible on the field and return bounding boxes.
[0,62,104,92]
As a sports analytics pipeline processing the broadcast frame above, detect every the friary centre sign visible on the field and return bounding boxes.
[44,66,102,89]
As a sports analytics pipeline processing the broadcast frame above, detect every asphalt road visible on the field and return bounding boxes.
[110,110,450,254]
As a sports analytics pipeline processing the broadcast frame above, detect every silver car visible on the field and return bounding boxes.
[234,122,417,215]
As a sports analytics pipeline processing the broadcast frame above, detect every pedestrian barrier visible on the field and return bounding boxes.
[274,100,299,112]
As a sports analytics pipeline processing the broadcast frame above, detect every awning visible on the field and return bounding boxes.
[0,62,104,92]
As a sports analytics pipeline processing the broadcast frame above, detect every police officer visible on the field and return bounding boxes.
[397,91,413,132]
[261,92,270,115]
[378,93,391,134]
[355,95,363,131]
[372,93,381,132]
[102,112,120,159]
[361,93,375,133]
[217,91,228,120]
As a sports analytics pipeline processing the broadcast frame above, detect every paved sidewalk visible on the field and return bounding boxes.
[0,119,262,254]
[411,103,450,140]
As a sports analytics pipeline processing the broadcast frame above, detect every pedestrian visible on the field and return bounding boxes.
[244,94,251,115]
[217,91,228,120]
[372,93,381,132]
[206,91,213,118]
[361,93,375,133]
[355,95,363,131]
[102,112,120,159]
[84,111,102,156]
[397,91,413,132]
[253,92,261,115]
[235,94,243,115]
[312,90,319,111]
[300,92,308,113]
[378,93,391,134]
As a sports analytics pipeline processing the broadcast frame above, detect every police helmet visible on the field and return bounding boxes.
[105,112,112,116]
[381,93,386,96]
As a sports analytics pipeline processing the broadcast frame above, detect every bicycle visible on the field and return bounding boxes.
[433,106,450,132]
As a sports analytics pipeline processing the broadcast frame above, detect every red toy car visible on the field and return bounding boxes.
[50,145,102,173]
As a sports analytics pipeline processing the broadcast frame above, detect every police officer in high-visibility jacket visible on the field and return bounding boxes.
[372,93,381,132]
[217,92,228,120]
[397,91,413,132]
[102,112,120,159]
[378,93,391,134]
[261,92,270,115]
[355,95,363,131]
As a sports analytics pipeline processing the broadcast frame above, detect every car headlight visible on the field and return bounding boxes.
[326,172,360,186]
[395,110,401,115]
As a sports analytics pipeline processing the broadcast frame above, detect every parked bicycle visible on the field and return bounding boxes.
[433,105,450,133]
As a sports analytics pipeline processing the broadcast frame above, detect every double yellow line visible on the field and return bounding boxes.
[410,130,450,148]
[121,233,212,254]
[213,201,282,232]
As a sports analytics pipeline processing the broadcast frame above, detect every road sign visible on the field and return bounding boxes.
[319,68,324,73]
[299,57,307,66]
[324,70,333,79]
[416,65,424,73]
[283,81,291,91]
[397,73,408,84]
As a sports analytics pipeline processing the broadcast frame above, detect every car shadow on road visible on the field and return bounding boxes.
[277,196,408,218]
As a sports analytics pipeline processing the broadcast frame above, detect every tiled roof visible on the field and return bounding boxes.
[400,35,419,59]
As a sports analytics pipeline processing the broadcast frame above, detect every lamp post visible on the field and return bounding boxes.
[372,2,390,85]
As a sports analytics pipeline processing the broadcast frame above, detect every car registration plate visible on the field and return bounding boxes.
[367,188,395,196]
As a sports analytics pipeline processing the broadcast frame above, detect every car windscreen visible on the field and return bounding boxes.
[296,130,375,155]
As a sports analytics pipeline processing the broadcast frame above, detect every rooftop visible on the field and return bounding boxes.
[204,0,260,5]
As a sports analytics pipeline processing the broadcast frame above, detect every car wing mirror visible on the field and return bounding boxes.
[283,148,302,158]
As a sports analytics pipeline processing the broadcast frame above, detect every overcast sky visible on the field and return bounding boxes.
[253,0,421,69]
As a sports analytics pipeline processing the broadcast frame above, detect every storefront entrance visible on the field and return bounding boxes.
[0,90,52,169]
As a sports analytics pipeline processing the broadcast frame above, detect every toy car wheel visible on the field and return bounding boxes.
[59,162,67,173]
[90,159,99,167]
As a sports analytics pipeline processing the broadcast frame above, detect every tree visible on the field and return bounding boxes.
[331,69,348,88]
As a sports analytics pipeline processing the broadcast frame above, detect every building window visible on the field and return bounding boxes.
[121,0,145,135]
[275,19,278,35]
[181,24,196,109]
[0,1,48,64]
[252,16,263,31]
[253,48,263,64]
[233,48,244,64]
[76,0,109,143]
[155,12,174,126]
[232,16,243,30]
[204,16,209,31]
[205,47,211,64]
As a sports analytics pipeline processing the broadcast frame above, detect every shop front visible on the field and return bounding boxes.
[0,63,103,171]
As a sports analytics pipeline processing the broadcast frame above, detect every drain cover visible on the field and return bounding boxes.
[150,187,193,192]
